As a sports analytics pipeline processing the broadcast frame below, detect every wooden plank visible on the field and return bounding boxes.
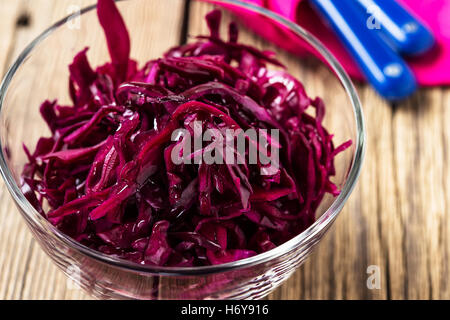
[391,88,449,299]
[0,0,23,76]
[440,89,450,299]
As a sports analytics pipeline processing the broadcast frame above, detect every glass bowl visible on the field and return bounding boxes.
[0,0,365,300]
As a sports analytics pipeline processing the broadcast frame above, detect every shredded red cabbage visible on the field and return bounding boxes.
[21,0,351,266]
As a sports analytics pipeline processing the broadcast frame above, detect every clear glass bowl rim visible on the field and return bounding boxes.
[0,0,365,276]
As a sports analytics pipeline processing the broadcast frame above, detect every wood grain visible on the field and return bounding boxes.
[0,0,449,300]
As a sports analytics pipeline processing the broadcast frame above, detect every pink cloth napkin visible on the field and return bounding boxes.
[234,0,450,86]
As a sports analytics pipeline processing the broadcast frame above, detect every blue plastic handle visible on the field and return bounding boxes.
[355,0,435,55]
[309,0,417,100]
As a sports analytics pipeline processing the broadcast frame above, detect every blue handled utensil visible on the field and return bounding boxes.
[354,0,435,55]
[309,0,417,100]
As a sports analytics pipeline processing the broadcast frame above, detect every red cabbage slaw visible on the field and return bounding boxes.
[21,0,351,267]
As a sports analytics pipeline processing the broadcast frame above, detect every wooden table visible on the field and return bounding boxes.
[0,0,448,300]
